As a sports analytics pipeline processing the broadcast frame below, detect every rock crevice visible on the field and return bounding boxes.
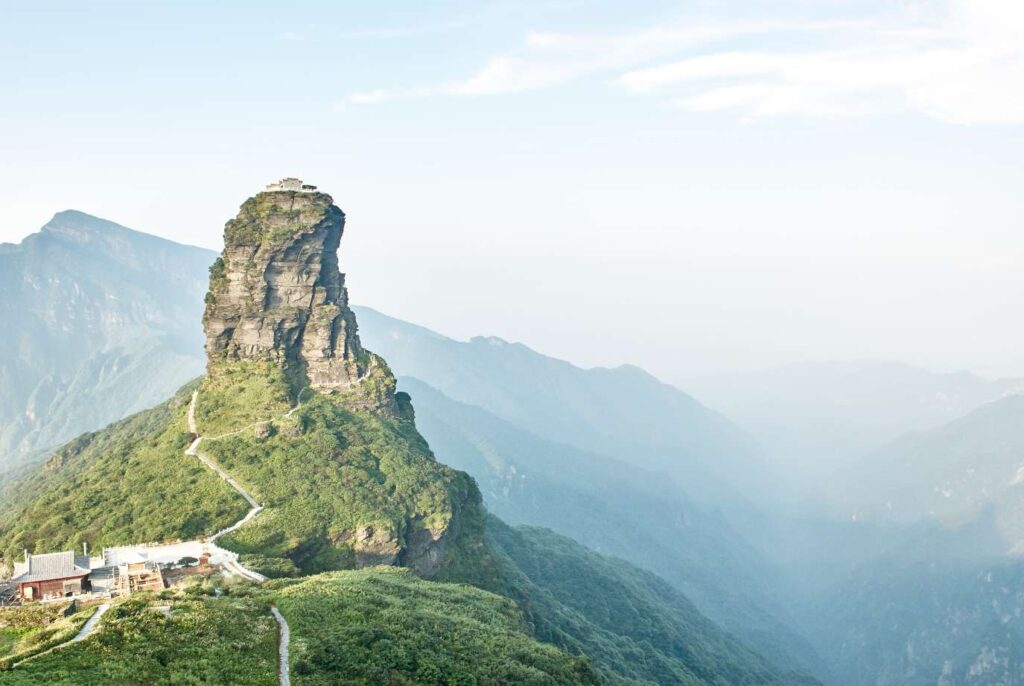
[203,189,393,411]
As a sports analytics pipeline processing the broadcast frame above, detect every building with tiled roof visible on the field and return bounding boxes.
[11,550,91,601]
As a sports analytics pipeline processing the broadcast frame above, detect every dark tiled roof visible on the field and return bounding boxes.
[12,551,90,583]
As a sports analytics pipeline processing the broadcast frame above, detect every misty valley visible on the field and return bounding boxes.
[0,200,1020,685]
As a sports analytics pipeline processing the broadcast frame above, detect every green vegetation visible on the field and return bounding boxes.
[448,516,816,686]
[272,568,599,685]
[1,594,277,684]
[204,256,226,305]
[3,570,599,686]
[0,382,245,569]
[196,364,479,574]
[196,360,295,436]
[0,363,481,579]
[223,193,337,249]
[0,602,94,669]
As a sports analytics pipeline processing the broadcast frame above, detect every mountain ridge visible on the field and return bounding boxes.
[0,210,215,469]
[0,200,816,685]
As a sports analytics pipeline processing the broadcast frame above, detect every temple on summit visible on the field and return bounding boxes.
[264,177,318,193]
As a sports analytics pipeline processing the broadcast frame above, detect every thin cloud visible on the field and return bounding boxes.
[344,0,1024,125]
[620,0,1024,125]
[345,21,841,105]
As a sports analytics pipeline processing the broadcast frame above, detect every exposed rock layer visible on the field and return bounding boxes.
[203,190,393,410]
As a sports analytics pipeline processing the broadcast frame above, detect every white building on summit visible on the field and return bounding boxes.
[264,177,318,192]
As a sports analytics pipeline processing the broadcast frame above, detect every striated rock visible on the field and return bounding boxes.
[203,188,395,412]
[191,181,483,579]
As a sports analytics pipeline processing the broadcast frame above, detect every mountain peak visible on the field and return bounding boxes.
[40,209,135,240]
[202,186,395,412]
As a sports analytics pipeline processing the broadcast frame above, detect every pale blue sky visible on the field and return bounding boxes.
[2,0,1023,379]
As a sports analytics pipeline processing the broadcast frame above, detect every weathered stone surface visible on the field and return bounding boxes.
[203,189,395,412]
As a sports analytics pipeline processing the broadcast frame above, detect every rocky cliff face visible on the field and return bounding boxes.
[203,189,394,412]
[194,185,476,577]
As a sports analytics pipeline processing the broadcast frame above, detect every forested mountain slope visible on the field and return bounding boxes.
[354,306,775,509]
[0,190,817,685]
[0,211,213,471]
[833,394,1024,551]
[401,376,824,677]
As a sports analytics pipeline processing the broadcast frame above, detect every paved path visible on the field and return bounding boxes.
[271,606,291,686]
[183,389,306,582]
[14,602,111,666]
[72,603,111,642]
[186,391,267,582]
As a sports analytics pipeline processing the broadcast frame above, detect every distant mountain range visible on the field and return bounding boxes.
[687,360,1024,485]
[354,306,776,510]
[831,394,1024,552]
[5,208,1024,684]
[0,210,214,470]
[355,307,823,676]
[0,202,815,685]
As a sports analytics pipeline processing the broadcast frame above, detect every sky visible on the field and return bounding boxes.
[2,0,1023,381]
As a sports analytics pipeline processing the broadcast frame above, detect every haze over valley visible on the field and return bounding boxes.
[2,2,1023,684]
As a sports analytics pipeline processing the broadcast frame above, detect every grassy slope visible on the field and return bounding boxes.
[0,595,278,685]
[273,568,598,685]
[444,516,818,686]
[0,603,95,669]
[3,570,599,686]
[0,363,480,578]
[0,382,245,568]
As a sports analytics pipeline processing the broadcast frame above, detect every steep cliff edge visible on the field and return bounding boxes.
[203,190,394,413]
[0,187,822,686]
[0,186,481,578]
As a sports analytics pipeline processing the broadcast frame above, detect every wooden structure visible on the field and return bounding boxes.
[11,551,91,601]
[115,556,165,594]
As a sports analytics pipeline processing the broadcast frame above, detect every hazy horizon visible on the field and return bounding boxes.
[4,0,1023,380]
[4,5,1024,682]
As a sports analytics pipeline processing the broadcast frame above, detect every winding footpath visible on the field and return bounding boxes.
[188,389,296,684]
[71,603,111,642]
[13,392,295,683]
[186,390,267,582]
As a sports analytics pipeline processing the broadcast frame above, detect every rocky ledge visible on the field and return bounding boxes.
[203,189,395,412]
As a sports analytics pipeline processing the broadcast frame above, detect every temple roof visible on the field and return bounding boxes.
[12,551,90,583]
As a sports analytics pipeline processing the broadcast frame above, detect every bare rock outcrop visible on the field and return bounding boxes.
[203,188,395,412]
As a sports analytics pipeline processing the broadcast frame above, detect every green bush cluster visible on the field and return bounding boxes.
[0,382,246,564]
[270,568,599,685]
[2,595,277,684]
[198,366,475,573]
